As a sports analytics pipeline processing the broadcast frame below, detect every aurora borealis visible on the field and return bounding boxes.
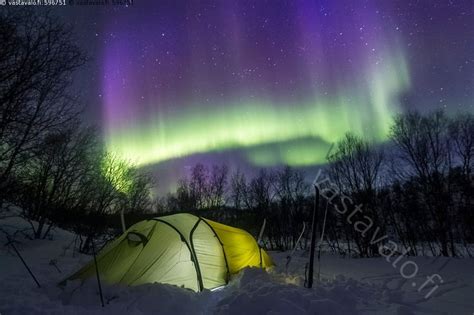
[105,48,409,167]
[66,1,473,192]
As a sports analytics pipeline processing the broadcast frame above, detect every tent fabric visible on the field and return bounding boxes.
[61,213,273,291]
[204,218,273,274]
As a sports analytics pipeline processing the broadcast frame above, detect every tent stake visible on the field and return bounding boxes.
[91,238,105,307]
[257,218,266,246]
[285,222,306,273]
[120,208,127,233]
[306,185,319,288]
[6,237,41,288]
[317,202,329,281]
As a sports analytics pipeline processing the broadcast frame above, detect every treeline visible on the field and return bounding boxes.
[158,110,473,257]
[0,10,153,253]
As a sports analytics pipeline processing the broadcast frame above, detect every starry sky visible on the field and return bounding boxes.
[60,0,473,194]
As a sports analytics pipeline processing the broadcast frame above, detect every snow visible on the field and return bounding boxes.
[1,216,473,314]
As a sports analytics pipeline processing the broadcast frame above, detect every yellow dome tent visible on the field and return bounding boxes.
[62,213,273,291]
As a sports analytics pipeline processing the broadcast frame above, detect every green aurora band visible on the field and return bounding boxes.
[106,50,410,167]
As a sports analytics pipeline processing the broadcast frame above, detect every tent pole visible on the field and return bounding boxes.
[317,202,329,281]
[285,222,306,273]
[306,185,319,288]
[120,209,126,233]
[91,238,105,307]
[6,236,41,288]
[257,218,266,246]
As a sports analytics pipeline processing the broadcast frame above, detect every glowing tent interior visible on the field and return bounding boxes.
[61,213,274,291]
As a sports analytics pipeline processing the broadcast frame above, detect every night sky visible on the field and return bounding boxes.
[60,0,473,194]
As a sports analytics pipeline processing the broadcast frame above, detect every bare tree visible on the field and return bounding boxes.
[272,166,308,250]
[0,10,86,200]
[174,179,196,210]
[74,152,137,253]
[390,111,454,256]
[448,113,474,255]
[328,133,384,196]
[327,133,385,256]
[189,164,208,209]
[207,164,228,208]
[119,168,153,215]
[249,169,274,212]
[449,113,473,180]
[230,168,250,210]
[390,111,451,181]
[14,125,97,239]
[273,166,307,205]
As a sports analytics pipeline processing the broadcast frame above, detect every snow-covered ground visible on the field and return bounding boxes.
[1,217,473,314]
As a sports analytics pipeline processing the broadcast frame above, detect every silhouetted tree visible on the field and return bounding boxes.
[13,125,96,239]
[207,164,228,208]
[230,168,248,210]
[272,166,308,249]
[0,10,86,202]
[189,163,208,209]
[390,111,454,256]
[327,133,385,257]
